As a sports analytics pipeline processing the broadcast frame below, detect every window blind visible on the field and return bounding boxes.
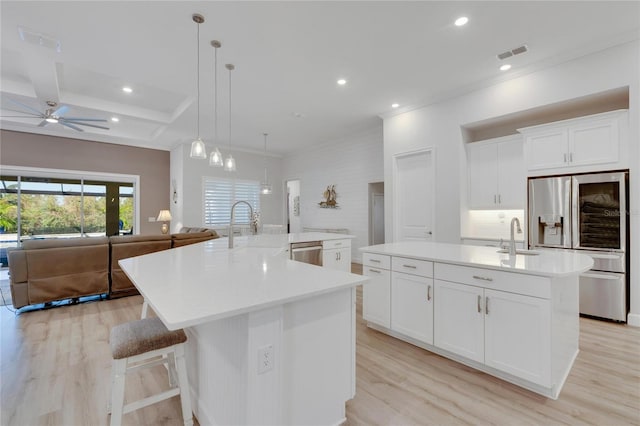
[203,177,260,225]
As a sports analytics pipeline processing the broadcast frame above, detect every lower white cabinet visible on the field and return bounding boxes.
[433,279,551,387]
[323,239,351,272]
[433,279,484,363]
[391,272,433,344]
[363,265,391,329]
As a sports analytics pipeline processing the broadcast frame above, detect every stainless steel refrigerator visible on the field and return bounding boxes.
[528,170,629,322]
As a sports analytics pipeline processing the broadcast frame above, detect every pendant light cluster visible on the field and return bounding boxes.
[188,13,237,172]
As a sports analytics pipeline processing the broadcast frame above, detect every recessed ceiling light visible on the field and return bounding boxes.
[122,86,133,93]
[500,64,512,71]
[111,117,120,122]
[455,17,469,26]
[391,103,399,108]
[337,79,347,85]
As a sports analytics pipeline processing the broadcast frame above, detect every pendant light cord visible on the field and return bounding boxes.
[263,133,268,182]
[228,66,232,149]
[196,20,201,138]
[214,45,217,143]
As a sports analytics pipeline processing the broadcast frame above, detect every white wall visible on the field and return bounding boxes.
[384,40,640,325]
[170,144,284,231]
[282,126,384,262]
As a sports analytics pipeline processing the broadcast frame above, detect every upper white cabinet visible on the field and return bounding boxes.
[467,135,525,209]
[519,110,627,173]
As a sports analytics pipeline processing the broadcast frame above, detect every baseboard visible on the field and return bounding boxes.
[627,312,640,327]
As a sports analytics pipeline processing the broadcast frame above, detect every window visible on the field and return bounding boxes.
[203,177,260,226]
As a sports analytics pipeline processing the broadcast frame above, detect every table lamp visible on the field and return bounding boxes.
[157,210,172,234]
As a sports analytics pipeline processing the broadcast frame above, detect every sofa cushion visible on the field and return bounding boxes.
[110,234,171,245]
[171,230,219,248]
[22,236,109,250]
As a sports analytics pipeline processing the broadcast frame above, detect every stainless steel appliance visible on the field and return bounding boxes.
[528,170,629,322]
[290,241,323,266]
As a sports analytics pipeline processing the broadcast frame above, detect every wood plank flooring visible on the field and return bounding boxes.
[1,264,639,425]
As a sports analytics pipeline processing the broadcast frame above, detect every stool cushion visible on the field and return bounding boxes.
[110,317,187,359]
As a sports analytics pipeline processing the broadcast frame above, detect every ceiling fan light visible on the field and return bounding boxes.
[223,154,236,172]
[45,117,58,123]
[190,138,207,159]
[209,148,223,167]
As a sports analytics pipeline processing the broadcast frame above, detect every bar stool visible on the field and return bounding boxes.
[108,317,193,426]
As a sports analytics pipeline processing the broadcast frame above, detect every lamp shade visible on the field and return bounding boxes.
[157,210,172,222]
[190,138,207,159]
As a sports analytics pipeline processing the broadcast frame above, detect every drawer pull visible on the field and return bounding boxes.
[402,264,417,269]
[369,259,381,263]
[334,242,342,246]
[472,275,493,282]
[477,295,482,313]
[427,285,432,301]
[485,296,490,315]
[368,269,381,274]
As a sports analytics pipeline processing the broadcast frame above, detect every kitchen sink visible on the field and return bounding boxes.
[496,249,540,256]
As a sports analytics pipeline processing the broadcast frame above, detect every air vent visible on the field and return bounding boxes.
[497,44,528,61]
[18,26,61,52]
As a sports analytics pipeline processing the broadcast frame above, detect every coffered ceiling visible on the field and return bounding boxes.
[1,1,639,155]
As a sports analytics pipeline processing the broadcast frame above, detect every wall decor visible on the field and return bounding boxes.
[319,185,339,208]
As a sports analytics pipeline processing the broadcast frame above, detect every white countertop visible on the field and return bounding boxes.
[120,234,366,330]
[360,241,593,277]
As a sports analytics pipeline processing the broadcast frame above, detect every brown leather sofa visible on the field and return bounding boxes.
[9,237,110,309]
[8,228,220,309]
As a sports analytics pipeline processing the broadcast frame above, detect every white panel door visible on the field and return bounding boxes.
[484,289,551,387]
[394,149,434,241]
[434,279,484,363]
[391,272,434,344]
[372,193,385,245]
[362,266,391,328]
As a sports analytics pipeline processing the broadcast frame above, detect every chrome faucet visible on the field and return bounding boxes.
[509,217,522,256]
[228,201,254,248]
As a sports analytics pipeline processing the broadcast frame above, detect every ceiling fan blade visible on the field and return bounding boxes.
[1,108,43,117]
[8,98,44,116]
[62,120,109,130]
[62,117,108,122]
[52,105,69,116]
[0,115,43,118]
[37,120,49,127]
[60,121,84,132]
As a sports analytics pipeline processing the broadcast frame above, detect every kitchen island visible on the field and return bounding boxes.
[119,233,366,425]
[360,241,593,399]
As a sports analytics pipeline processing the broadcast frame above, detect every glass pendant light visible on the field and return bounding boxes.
[223,63,236,172]
[260,133,272,195]
[209,40,223,167]
[189,14,206,159]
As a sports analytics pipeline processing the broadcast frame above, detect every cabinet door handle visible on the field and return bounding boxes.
[569,152,573,162]
[402,264,417,269]
[369,259,381,263]
[564,153,567,163]
[472,275,493,282]
[477,295,482,313]
[427,285,432,301]
[498,194,501,204]
[494,194,497,204]
[368,269,381,274]
[334,242,342,246]
[485,296,490,315]
[336,252,340,261]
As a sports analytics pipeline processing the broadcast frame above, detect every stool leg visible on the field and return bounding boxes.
[167,351,178,388]
[107,361,116,414]
[140,300,149,319]
[110,359,127,426]
[174,345,193,426]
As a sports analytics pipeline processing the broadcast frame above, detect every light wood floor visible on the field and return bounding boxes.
[1,265,639,425]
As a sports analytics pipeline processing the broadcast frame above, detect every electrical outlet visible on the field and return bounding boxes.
[257,344,274,374]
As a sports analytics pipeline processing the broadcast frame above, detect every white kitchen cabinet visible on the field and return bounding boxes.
[433,265,552,387]
[466,135,525,209]
[520,110,626,172]
[323,239,351,272]
[484,289,551,387]
[433,279,484,363]
[362,254,391,329]
[391,271,433,344]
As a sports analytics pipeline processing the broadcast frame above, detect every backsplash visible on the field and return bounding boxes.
[464,209,526,240]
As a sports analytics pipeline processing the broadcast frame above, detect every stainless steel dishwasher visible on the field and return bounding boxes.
[290,241,323,266]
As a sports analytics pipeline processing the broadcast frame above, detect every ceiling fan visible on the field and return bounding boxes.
[0,99,109,132]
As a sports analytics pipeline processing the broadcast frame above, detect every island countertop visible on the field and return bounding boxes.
[359,241,593,277]
[119,234,367,330]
